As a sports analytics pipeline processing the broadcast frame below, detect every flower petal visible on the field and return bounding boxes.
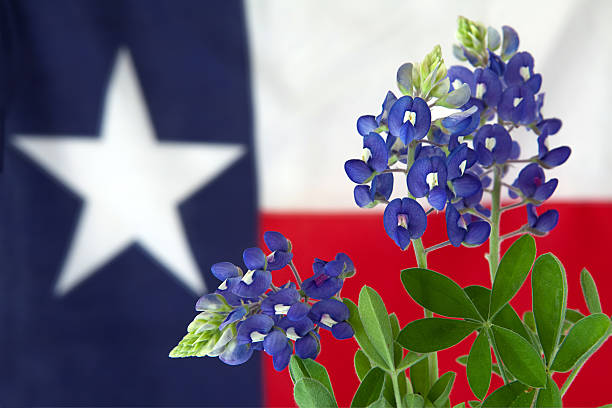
[219,338,253,366]
[345,159,373,184]
[243,247,267,270]
[264,231,290,252]
[464,221,491,246]
[357,115,378,136]
[295,333,320,359]
[211,262,241,281]
[263,330,288,356]
[534,209,559,232]
[331,321,355,340]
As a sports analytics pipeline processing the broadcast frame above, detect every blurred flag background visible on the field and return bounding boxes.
[0,0,611,406]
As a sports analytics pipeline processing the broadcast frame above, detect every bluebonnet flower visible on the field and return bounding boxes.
[237,314,275,350]
[261,284,300,317]
[309,299,354,340]
[445,204,491,247]
[504,52,541,93]
[510,163,558,203]
[441,105,480,136]
[473,68,502,107]
[526,204,559,235]
[536,119,571,168]
[210,261,244,306]
[356,91,398,136]
[263,329,294,371]
[501,25,519,60]
[302,253,354,299]
[388,96,431,144]
[446,144,484,199]
[487,50,505,76]
[232,247,272,298]
[473,124,513,166]
[498,85,537,125]
[383,198,427,250]
[264,231,293,270]
[407,156,448,210]
[354,173,393,208]
[448,65,475,92]
[218,338,254,366]
[345,132,388,184]
[278,317,319,359]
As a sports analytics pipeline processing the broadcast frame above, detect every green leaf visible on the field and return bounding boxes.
[397,318,480,352]
[397,351,427,372]
[565,309,585,324]
[427,371,455,407]
[491,325,547,388]
[289,356,335,396]
[551,313,611,372]
[358,286,395,368]
[410,357,430,397]
[294,378,337,408]
[467,331,491,400]
[457,355,502,379]
[489,235,536,318]
[464,286,490,319]
[532,253,567,364]
[369,397,393,408]
[389,313,402,367]
[344,299,390,370]
[482,381,535,407]
[381,373,395,407]
[581,268,603,314]
[405,394,425,408]
[401,268,482,320]
[354,349,372,381]
[535,375,562,407]
[351,367,386,408]
[493,303,532,344]
[523,311,536,331]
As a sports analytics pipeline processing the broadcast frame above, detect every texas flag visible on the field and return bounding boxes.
[0,0,610,407]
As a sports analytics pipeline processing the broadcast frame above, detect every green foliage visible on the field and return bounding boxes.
[344,298,391,370]
[397,318,480,353]
[354,349,372,381]
[491,325,547,388]
[404,393,425,408]
[467,331,491,400]
[401,268,481,320]
[551,313,611,372]
[358,286,395,369]
[396,351,426,372]
[535,375,562,407]
[532,253,567,364]
[289,356,335,397]
[481,381,535,407]
[489,235,536,318]
[581,268,603,314]
[427,371,455,407]
[410,357,431,397]
[350,367,386,408]
[294,378,337,408]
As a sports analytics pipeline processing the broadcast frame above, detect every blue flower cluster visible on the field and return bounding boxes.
[345,20,569,250]
[170,231,355,371]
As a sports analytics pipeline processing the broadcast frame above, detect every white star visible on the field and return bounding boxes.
[14,50,245,296]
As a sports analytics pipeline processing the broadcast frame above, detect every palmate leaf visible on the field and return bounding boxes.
[535,375,562,407]
[294,378,337,408]
[353,349,371,381]
[482,381,536,407]
[489,235,536,318]
[289,355,335,396]
[551,313,611,372]
[344,299,391,370]
[581,268,603,314]
[532,253,567,365]
[358,286,395,368]
[401,268,482,320]
[467,330,491,400]
[491,325,547,388]
[350,367,385,408]
[397,318,480,353]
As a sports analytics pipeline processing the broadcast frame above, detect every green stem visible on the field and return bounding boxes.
[488,166,502,284]
[412,238,438,388]
[390,372,403,408]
